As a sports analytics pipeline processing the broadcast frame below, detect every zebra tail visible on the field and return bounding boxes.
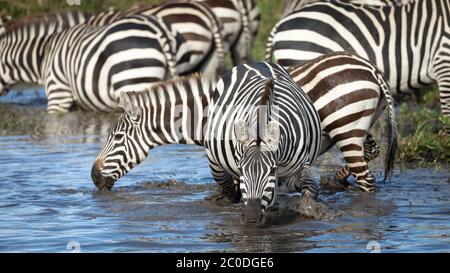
[211,22,226,72]
[265,24,278,62]
[240,0,253,63]
[154,18,177,78]
[199,1,226,72]
[375,70,399,182]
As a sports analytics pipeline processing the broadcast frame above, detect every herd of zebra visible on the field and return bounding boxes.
[1,0,448,224]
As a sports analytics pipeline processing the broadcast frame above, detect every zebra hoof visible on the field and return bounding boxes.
[296,196,334,220]
[320,176,359,192]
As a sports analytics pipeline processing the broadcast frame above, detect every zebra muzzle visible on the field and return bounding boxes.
[91,159,115,191]
[243,199,264,224]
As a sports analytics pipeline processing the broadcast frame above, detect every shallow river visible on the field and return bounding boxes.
[0,89,449,252]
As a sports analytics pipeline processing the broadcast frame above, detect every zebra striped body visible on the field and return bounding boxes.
[204,62,322,221]
[283,0,414,15]
[130,2,227,75]
[1,13,185,113]
[89,2,227,75]
[0,10,90,96]
[289,52,398,192]
[92,74,216,190]
[266,0,450,117]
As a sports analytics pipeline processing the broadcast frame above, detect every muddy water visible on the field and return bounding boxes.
[0,89,449,252]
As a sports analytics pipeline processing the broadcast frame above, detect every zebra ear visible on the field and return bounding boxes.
[265,121,280,151]
[234,119,249,144]
[119,92,139,119]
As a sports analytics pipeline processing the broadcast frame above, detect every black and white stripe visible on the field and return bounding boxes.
[87,1,227,75]
[266,0,450,117]
[289,52,398,192]
[0,10,90,96]
[204,62,322,222]
[1,13,183,113]
[198,0,261,64]
[91,74,217,190]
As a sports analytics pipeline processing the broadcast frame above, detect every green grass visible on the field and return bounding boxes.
[1,0,448,163]
[397,87,450,164]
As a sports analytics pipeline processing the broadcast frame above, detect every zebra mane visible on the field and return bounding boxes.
[130,73,218,100]
[2,9,89,35]
[256,79,274,146]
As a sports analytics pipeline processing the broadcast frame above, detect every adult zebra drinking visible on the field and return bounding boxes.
[204,62,323,223]
[92,62,326,223]
[266,0,450,117]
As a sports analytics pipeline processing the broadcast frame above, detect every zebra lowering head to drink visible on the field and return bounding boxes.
[204,62,323,223]
[266,0,450,118]
[91,74,217,190]
[92,63,326,223]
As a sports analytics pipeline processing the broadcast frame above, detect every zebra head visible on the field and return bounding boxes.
[91,92,149,190]
[235,118,280,224]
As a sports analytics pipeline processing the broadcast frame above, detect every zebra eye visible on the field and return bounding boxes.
[270,166,277,175]
[114,132,125,141]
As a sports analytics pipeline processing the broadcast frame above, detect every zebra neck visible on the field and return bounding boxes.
[141,76,216,148]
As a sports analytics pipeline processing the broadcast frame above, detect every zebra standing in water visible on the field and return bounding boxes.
[0,13,186,112]
[289,52,398,192]
[266,0,450,117]
[92,63,324,223]
[91,74,217,190]
[0,10,90,96]
[205,62,323,223]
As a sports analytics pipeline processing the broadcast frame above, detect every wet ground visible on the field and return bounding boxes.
[0,89,449,252]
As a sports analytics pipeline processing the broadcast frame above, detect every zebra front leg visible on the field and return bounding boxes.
[434,46,450,123]
[206,159,241,203]
[46,87,77,114]
[288,163,332,220]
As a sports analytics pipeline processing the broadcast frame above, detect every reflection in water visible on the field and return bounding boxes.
[0,89,449,252]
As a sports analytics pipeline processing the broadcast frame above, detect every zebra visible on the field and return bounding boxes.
[193,0,261,65]
[91,63,324,223]
[86,1,227,76]
[91,73,217,190]
[283,0,414,16]
[131,0,261,66]
[0,13,185,113]
[289,52,398,192]
[204,62,323,223]
[0,10,91,96]
[265,0,450,118]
